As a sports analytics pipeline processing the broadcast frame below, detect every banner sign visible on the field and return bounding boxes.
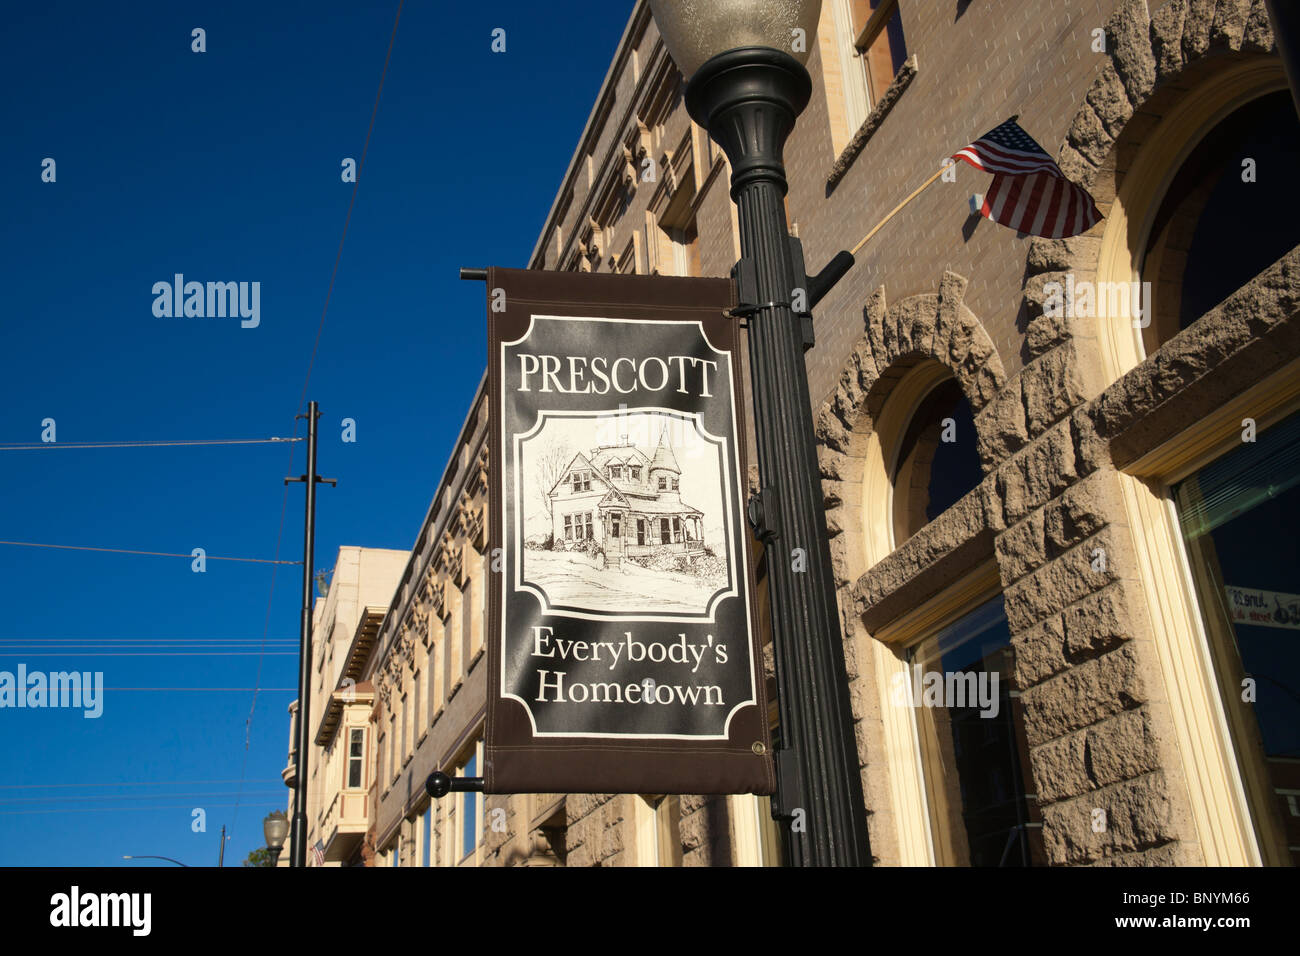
[485,267,774,795]
[1224,585,1300,631]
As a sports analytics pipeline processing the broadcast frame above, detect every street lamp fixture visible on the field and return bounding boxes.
[649,0,871,866]
[647,0,819,80]
[263,809,289,867]
[122,855,188,867]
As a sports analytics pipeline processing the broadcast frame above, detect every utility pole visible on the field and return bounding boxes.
[218,824,226,867]
[286,401,336,867]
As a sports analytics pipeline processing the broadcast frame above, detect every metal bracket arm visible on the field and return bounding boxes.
[425,770,485,800]
[746,485,780,543]
[769,749,805,821]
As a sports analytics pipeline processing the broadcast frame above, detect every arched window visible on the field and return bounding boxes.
[909,594,1043,866]
[890,378,982,545]
[1090,61,1299,865]
[1140,90,1300,355]
[1172,409,1300,866]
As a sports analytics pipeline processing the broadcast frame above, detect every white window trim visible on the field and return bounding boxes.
[1090,61,1289,865]
[633,794,663,867]
[833,0,871,134]
[345,726,366,791]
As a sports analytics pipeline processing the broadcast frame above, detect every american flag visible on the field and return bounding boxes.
[951,118,1102,239]
[311,839,325,866]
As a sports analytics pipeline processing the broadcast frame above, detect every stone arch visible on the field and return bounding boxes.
[814,269,1005,594]
[815,269,1005,462]
[813,271,1008,866]
[989,0,1288,867]
[1019,0,1281,370]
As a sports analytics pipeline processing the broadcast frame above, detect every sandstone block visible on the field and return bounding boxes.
[1066,102,1114,168]
[1106,0,1157,104]
[1026,235,1101,275]
[1004,523,1115,632]
[1040,771,1177,864]
[1086,63,1135,137]
[1011,612,1068,688]
[1021,643,1147,747]
[1151,0,1188,81]
[996,508,1047,585]
[1242,0,1275,51]
[975,378,1029,470]
[1062,583,1136,661]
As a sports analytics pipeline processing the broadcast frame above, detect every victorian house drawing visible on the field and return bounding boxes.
[548,428,705,567]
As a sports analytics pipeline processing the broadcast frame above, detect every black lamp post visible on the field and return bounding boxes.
[649,0,871,867]
[263,810,289,868]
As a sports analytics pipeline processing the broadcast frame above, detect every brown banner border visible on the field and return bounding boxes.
[484,267,774,796]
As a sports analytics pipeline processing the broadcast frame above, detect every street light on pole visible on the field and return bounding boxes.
[122,855,188,867]
[648,0,872,866]
[263,810,289,868]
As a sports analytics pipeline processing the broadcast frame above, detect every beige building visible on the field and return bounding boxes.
[282,546,407,866]
[315,0,1300,866]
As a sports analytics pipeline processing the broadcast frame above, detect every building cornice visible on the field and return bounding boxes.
[527,1,666,269]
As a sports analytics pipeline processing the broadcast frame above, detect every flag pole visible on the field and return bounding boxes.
[850,116,1020,256]
[850,166,948,255]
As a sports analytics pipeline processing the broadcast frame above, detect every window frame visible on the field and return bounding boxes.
[632,794,680,866]
[1091,60,1292,866]
[1115,383,1300,867]
[346,727,366,790]
[389,712,398,784]
[456,737,485,865]
[864,360,954,558]
[1094,62,1288,386]
[413,668,423,744]
[869,559,1003,865]
[730,793,782,866]
[827,0,908,151]
[852,0,898,56]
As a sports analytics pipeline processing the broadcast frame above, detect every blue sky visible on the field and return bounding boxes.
[0,0,634,866]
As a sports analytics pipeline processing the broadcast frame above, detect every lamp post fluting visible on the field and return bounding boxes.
[652,1,872,866]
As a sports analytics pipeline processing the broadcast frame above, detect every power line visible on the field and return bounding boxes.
[0,779,280,790]
[297,0,405,409]
[0,802,282,816]
[101,687,297,692]
[0,639,297,647]
[0,791,284,805]
[0,437,302,451]
[0,651,296,657]
[236,450,294,828]
[234,0,405,837]
[0,540,300,564]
